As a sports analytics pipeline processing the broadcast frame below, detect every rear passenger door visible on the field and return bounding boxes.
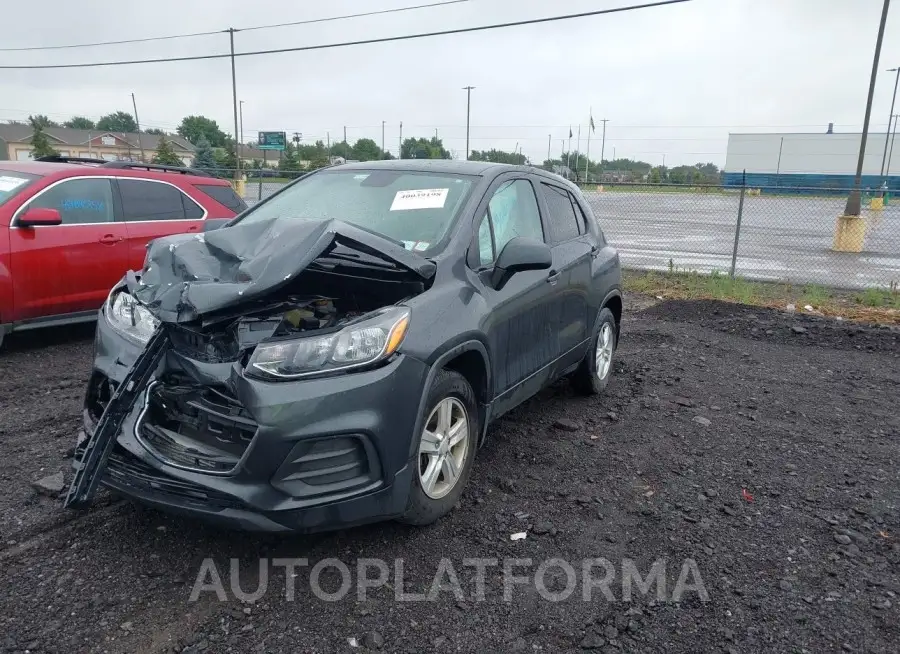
[115,178,206,270]
[536,181,593,368]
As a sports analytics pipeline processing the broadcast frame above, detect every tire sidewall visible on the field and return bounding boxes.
[401,370,479,525]
[587,308,617,391]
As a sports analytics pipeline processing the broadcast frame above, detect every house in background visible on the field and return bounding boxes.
[0,124,195,164]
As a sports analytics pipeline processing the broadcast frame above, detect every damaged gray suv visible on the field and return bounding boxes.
[71,160,622,532]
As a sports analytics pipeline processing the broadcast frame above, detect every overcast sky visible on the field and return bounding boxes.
[1,0,898,167]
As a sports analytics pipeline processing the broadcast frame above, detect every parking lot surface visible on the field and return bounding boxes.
[1,298,898,653]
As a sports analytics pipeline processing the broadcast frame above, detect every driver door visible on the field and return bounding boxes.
[9,177,128,320]
[468,176,558,415]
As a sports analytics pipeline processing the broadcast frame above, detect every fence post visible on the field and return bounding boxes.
[257,177,263,202]
[729,169,747,278]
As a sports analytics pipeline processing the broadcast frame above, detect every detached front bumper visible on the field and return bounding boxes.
[82,315,429,532]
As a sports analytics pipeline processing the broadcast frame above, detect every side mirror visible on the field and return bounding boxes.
[490,237,552,290]
[18,207,62,227]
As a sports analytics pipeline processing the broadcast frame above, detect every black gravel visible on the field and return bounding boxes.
[0,298,897,653]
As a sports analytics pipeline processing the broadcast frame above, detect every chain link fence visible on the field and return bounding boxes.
[579,182,899,290]
[226,170,900,291]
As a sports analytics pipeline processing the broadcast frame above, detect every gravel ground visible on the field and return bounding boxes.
[0,297,898,654]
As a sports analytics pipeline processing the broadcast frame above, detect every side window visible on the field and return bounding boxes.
[182,193,205,219]
[25,178,114,225]
[475,179,543,267]
[571,194,589,234]
[195,184,248,213]
[540,183,581,243]
[118,179,188,221]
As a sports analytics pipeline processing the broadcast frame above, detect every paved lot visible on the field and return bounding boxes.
[584,191,900,290]
[1,299,898,653]
[243,183,900,289]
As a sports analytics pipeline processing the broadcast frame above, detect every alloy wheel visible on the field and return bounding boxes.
[595,322,614,380]
[418,397,469,500]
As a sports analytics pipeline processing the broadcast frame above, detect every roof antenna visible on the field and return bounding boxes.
[827,122,834,134]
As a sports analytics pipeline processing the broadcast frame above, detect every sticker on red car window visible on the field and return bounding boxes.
[0,176,28,193]
[390,188,449,211]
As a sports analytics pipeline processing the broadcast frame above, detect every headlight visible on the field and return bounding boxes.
[105,291,160,345]
[247,307,410,379]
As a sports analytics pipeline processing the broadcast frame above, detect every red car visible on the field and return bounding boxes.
[0,158,246,348]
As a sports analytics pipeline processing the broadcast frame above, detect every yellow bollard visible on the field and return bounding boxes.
[232,177,246,197]
[832,215,867,253]
[870,197,884,210]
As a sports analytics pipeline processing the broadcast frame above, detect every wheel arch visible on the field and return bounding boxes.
[409,340,492,456]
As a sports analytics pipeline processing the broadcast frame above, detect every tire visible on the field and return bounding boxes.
[399,369,479,526]
[572,307,617,396]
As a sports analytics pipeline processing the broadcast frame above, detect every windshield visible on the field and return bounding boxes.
[236,169,476,252]
[0,171,40,208]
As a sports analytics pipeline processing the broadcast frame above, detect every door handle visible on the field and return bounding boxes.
[546,270,560,286]
[591,244,601,258]
[98,234,123,244]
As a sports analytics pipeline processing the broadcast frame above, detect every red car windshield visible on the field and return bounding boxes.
[0,171,40,208]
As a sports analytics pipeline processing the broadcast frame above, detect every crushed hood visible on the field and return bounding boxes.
[128,217,436,323]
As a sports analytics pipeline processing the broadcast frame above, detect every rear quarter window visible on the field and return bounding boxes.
[195,184,247,213]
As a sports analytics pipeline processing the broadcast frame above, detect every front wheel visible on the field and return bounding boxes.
[572,307,617,396]
[399,369,479,526]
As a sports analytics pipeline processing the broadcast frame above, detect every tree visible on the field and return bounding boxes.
[144,127,166,136]
[191,137,219,176]
[28,114,60,128]
[96,111,137,132]
[279,141,300,174]
[151,135,185,166]
[351,138,384,162]
[63,116,96,130]
[178,115,227,148]
[29,117,60,159]
[470,148,526,165]
[401,136,450,160]
[330,140,353,160]
[649,167,662,184]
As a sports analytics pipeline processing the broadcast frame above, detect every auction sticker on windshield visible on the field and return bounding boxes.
[390,188,449,211]
[0,176,28,193]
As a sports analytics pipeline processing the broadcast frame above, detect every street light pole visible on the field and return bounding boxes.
[887,113,899,175]
[463,86,474,160]
[381,120,386,158]
[880,67,899,177]
[843,0,890,217]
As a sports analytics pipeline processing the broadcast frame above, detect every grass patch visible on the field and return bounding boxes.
[624,268,900,324]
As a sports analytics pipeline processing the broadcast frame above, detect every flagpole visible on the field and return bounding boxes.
[575,125,581,180]
[585,108,592,182]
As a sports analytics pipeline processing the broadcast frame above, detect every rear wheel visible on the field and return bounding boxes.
[572,307,617,395]
[399,369,479,526]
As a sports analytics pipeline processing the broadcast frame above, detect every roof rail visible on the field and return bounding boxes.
[99,161,207,177]
[34,155,108,165]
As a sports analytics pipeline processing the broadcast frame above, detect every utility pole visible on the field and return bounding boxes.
[343,125,347,143]
[599,118,609,178]
[880,67,899,177]
[327,131,331,161]
[463,86,474,160]
[130,93,145,163]
[239,100,245,148]
[888,113,899,175]
[399,121,403,159]
[842,0,890,218]
[381,120,386,157]
[225,27,242,180]
[547,134,551,164]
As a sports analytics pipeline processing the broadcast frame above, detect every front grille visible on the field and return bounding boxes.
[104,446,241,509]
[167,324,240,363]
[138,381,258,473]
